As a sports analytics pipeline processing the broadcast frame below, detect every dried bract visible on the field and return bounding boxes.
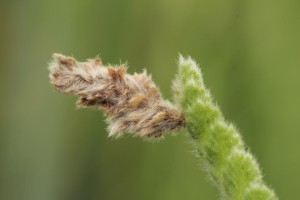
[49,54,185,138]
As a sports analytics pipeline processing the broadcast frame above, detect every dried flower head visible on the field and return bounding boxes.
[49,54,185,138]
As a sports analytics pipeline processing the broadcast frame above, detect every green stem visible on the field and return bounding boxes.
[174,56,278,200]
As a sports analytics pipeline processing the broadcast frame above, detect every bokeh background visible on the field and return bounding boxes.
[1,0,299,199]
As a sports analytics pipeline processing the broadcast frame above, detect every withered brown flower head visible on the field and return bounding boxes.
[49,54,185,138]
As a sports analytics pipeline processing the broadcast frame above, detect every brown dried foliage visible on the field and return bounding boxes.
[49,54,185,138]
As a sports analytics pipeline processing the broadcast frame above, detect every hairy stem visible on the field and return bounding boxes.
[173,56,278,200]
[49,54,278,199]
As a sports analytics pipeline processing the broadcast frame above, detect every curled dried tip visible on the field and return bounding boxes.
[52,53,77,69]
[49,53,185,138]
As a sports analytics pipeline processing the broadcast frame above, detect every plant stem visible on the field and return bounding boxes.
[173,56,278,200]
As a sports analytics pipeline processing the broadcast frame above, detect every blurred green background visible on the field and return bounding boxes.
[1,0,299,199]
